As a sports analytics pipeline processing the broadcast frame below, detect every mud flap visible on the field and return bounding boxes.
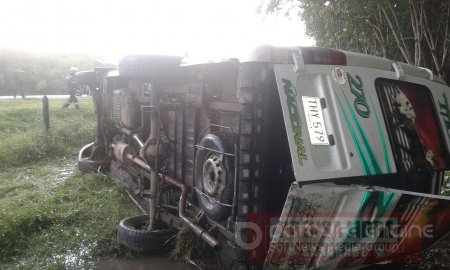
[264,182,450,269]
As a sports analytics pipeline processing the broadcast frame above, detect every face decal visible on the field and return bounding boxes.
[378,82,450,171]
[394,91,416,124]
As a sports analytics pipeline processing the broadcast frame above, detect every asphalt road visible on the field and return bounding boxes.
[0,95,91,100]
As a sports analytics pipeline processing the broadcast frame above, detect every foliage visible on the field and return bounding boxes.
[266,0,450,83]
[0,49,113,96]
[170,227,216,269]
[0,99,140,269]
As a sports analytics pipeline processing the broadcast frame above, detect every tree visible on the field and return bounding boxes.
[266,0,450,84]
[0,49,113,96]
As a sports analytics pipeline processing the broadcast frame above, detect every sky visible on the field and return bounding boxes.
[0,0,313,63]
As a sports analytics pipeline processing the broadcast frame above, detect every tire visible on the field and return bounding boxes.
[117,215,176,254]
[195,133,234,221]
[78,142,108,172]
[78,158,105,172]
[118,55,182,80]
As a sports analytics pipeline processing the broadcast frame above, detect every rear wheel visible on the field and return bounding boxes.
[195,133,234,221]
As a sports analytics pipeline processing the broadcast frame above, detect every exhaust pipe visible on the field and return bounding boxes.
[159,173,220,251]
[111,142,220,250]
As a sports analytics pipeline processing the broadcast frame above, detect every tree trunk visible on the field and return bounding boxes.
[410,0,422,66]
[380,3,414,65]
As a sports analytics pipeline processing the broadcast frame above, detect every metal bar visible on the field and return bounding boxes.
[208,101,242,112]
[125,190,147,214]
[132,133,145,148]
[125,153,151,171]
[141,105,179,112]
[197,124,235,145]
[113,142,220,250]
[159,174,221,250]
[78,142,94,161]
[159,204,178,212]
[206,216,235,240]
[193,187,233,207]
[230,143,238,226]
[194,145,235,156]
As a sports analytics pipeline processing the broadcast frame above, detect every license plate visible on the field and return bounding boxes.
[302,96,329,145]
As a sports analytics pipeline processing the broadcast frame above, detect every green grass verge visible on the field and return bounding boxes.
[0,99,140,269]
[0,99,96,168]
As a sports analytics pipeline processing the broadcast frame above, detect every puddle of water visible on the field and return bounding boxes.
[47,242,96,269]
[14,242,96,270]
[53,162,76,183]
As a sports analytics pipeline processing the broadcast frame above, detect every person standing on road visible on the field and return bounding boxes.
[13,68,26,99]
[63,67,80,109]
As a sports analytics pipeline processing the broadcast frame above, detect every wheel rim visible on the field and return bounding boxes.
[202,153,226,199]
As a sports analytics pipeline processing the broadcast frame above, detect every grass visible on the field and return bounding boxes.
[0,99,96,168]
[0,99,139,269]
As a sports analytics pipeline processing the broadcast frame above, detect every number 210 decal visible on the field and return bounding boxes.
[349,74,371,118]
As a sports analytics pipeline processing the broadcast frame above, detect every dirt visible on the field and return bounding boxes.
[96,256,186,270]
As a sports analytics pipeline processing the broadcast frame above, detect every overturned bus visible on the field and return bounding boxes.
[78,46,450,269]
